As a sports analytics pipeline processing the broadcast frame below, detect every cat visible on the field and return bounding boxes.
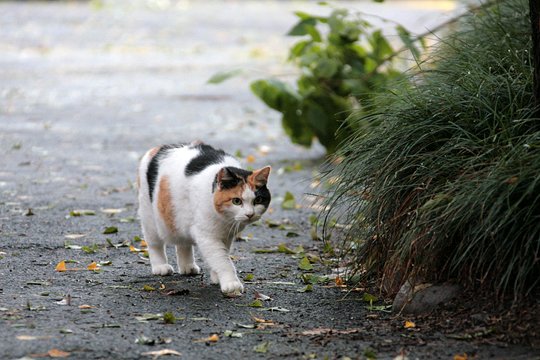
[137,142,271,296]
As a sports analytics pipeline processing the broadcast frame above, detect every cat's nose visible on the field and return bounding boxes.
[246,213,254,219]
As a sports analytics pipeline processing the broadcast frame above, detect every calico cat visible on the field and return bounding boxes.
[137,142,271,296]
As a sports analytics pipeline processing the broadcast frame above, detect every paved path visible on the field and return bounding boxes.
[0,1,537,359]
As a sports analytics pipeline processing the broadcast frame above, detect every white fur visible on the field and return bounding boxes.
[137,145,267,296]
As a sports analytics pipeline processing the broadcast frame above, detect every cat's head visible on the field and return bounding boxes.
[213,166,271,223]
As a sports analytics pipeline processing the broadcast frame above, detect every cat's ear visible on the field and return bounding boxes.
[216,167,236,189]
[251,166,271,187]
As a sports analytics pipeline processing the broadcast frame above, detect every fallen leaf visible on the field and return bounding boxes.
[404,320,416,329]
[254,292,272,301]
[141,349,181,359]
[253,341,270,353]
[101,208,125,214]
[48,349,71,358]
[246,155,256,163]
[297,284,313,293]
[16,335,53,341]
[362,292,378,303]
[78,305,95,309]
[454,354,468,360]
[55,261,67,272]
[87,262,100,271]
[243,273,254,281]
[301,328,360,336]
[163,312,176,324]
[69,209,96,217]
[142,285,156,292]
[193,334,219,343]
[248,299,263,308]
[64,234,86,240]
[281,191,296,210]
[103,226,118,234]
[140,240,148,248]
[135,313,163,322]
[260,307,290,312]
[298,257,313,271]
[335,276,345,287]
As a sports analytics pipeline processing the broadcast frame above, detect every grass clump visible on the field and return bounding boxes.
[324,0,540,298]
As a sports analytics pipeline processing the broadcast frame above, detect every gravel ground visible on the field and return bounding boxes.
[1,1,538,359]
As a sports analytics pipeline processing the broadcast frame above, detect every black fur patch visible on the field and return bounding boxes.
[146,144,183,202]
[212,166,252,192]
[254,185,271,208]
[185,144,228,176]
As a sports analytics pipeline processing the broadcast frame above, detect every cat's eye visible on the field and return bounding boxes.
[254,196,263,205]
[232,198,242,206]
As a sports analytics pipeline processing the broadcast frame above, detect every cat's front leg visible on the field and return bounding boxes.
[196,235,243,296]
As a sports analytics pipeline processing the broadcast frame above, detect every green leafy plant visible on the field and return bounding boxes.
[251,6,422,153]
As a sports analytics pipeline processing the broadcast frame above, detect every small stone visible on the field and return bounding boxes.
[393,280,461,315]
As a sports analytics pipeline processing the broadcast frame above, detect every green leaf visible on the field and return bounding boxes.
[368,30,393,61]
[82,244,99,254]
[103,226,118,234]
[287,18,318,36]
[250,79,300,112]
[281,191,296,210]
[142,285,156,292]
[207,69,243,84]
[253,341,270,353]
[298,257,314,271]
[362,292,379,303]
[163,312,176,324]
[249,299,264,308]
[243,273,255,281]
[297,284,313,292]
[277,243,296,254]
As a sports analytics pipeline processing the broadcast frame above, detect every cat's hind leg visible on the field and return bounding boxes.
[175,244,201,275]
[142,224,173,276]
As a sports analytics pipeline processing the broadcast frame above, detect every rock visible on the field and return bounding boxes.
[392,280,461,315]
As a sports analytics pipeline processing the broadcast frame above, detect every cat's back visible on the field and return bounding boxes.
[139,142,240,203]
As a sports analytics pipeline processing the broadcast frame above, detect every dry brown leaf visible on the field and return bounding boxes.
[246,155,256,163]
[48,348,71,358]
[404,320,416,329]
[141,349,181,359]
[140,240,148,248]
[78,304,95,309]
[55,261,67,272]
[335,276,345,287]
[193,334,219,343]
[87,262,99,271]
[301,328,359,336]
[454,354,468,360]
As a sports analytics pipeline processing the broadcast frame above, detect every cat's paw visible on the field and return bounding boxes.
[179,263,201,275]
[220,280,244,297]
[210,271,219,284]
[152,264,174,276]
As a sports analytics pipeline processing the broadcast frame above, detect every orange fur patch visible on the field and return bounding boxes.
[214,184,246,214]
[157,176,176,234]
